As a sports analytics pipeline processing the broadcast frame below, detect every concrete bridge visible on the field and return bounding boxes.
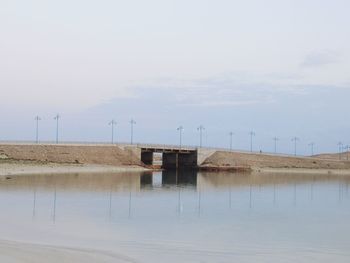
[140,145,198,169]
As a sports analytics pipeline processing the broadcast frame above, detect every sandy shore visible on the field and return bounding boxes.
[2,161,350,177]
[0,162,147,177]
[0,240,135,263]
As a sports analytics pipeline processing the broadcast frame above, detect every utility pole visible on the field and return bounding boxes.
[273,137,279,154]
[130,119,136,145]
[308,142,315,156]
[291,137,299,156]
[109,120,117,144]
[229,132,234,151]
[338,142,343,160]
[197,125,205,148]
[54,114,60,144]
[177,126,184,149]
[343,145,349,161]
[34,116,41,144]
[249,131,255,152]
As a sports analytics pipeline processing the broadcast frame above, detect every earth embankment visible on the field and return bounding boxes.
[201,151,350,170]
[0,144,142,166]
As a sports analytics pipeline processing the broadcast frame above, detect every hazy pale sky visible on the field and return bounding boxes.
[1,0,349,154]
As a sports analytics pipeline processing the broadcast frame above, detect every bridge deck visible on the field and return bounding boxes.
[141,147,196,153]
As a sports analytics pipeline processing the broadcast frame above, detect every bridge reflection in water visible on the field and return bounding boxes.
[141,170,197,188]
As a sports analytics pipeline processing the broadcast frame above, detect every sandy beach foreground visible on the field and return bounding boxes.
[0,161,147,177]
[2,161,350,177]
[0,240,135,263]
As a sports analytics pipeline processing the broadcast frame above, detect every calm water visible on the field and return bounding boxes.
[0,171,350,262]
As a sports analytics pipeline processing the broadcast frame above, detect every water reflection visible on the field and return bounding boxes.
[1,171,350,262]
[1,171,350,222]
[2,170,350,193]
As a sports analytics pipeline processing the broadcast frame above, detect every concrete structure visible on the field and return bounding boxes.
[140,146,198,170]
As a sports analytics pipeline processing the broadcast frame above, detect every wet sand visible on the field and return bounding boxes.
[0,240,136,263]
[0,162,147,177]
[254,167,350,175]
[2,162,350,178]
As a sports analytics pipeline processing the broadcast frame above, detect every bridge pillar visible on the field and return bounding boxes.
[162,152,178,169]
[141,151,153,165]
[178,152,197,169]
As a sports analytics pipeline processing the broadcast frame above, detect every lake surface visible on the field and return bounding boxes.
[0,171,349,262]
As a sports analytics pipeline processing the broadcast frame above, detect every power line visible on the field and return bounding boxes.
[343,145,349,161]
[53,114,60,144]
[249,131,255,152]
[108,120,117,144]
[308,142,315,156]
[177,126,184,149]
[197,125,205,148]
[291,137,299,156]
[34,116,41,144]
[338,142,343,160]
[229,132,234,151]
[130,119,136,145]
[273,137,279,154]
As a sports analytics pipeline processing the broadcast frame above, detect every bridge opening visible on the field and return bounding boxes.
[140,148,197,170]
[141,151,153,165]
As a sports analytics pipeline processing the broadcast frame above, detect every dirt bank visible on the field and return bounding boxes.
[0,144,142,166]
[201,151,350,172]
[313,152,349,161]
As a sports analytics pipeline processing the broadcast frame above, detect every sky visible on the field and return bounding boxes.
[0,0,349,155]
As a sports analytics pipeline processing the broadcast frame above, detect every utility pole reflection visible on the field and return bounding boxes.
[52,187,57,223]
[32,188,36,219]
[249,184,252,208]
[229,187,232,209]
[310,176,315,201]
[128,177,132,219]
[198,188,201,218]
[108,186,113,220]
[177,187,182,216]
[339,181,343,203]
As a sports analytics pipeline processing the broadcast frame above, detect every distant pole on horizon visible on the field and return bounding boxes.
[130,119,136,145]
[308,142,315,156]
[343,145,349,161]
[109,120,117,144]
[177,126,184,149]
[338,142,343,160]
[54,114,60,144]
[34,116,41,144]
[291,137,299,156]
[249,131,255,152]
[273,137,279,154]
[229,132,234,151]
[197,125,205,148]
